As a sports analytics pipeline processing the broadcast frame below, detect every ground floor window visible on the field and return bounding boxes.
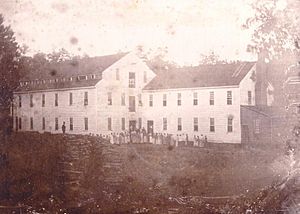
[297,105,300,114]
[227,118,233,132]
[122,118,125,130]
[70,117,73,131]
[42,117,45,130]
[30,117,34,130]
[18,117,22,130]
[194,117,198,131]
[178,118,182,131]
[55,118,58,130]
[163,118,167,131]
[84,117,88,130]
[108,117,112,131]
[254,119,260,134]
[210,118,215,132]
[138,118,142,129]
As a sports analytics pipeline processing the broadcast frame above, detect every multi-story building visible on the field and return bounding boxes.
[13,52,271,144]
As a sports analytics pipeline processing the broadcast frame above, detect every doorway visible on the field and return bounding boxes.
[147,120,154,134]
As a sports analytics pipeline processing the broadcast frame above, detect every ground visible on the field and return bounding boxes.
[0,132,298,213]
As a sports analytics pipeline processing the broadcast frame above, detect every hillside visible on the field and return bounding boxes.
[0,132,297,213]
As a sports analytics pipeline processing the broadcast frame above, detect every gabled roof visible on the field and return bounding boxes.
[143,62,256,90]
[16,52,127,92]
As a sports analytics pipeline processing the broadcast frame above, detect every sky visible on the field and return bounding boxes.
[0,0,257,65]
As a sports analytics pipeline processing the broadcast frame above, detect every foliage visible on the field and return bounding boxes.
[244,0,300,59]
[0,14,23,108]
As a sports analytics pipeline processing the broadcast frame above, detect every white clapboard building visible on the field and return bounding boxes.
[13,52,270,144]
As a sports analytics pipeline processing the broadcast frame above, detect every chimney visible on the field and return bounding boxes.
[255,51,268,106]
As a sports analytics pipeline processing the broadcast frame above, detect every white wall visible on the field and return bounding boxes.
[14,87,98,134]
[239,64,256,106]
[142,86,242,144]
[95,52,156,134]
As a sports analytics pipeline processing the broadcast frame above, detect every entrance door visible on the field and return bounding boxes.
[129,120,137,131]
[129,96,136,112]
[147,120,154,134]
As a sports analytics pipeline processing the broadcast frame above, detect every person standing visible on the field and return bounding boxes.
[62,122,66,134]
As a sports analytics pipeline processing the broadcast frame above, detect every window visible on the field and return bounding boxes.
[42,94,45,107]
[129,72,136,88]
[138,118,142,129]
[30,94,33,107]
[210,118,215,132]
[70,117,73,131]
[30,117,33,130]
[227,91,232,105]
[163,118,167,131]
[77,75,87,80]
[55,93,58,106]
[69,93,73,106]
[108,117,112,131]
[149,94,153,107]
[254,119,260,134]
[108,92,112,105]
[42,117,45,130]
[121,93,125,106]
[163,94,167,106]
[248,91,252,105]
[129,96,136,112]
[177,93,181,106]
[55,118,58,130]
[84,92,88,106]
[15,117,18,131]
[193,92,198,105]
[122,118,125,130]
[18,117,22,130]
[297,105,300,114]
[194,117,198,131]
[116,69,120,80]
[227,118,233,132]
[138,94,142,106]
[178,118,182,131]
[209,92,214,105]
[84,117,88,130]
[143,71,147,83]
[19,95,22,108]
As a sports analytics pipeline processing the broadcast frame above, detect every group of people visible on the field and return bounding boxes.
[100,127,208,147]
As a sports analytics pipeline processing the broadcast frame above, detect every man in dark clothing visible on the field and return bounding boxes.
[62,122,66,134]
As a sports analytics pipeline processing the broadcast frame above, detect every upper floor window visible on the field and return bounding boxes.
[163,94,167,106]
[77,75,87,80]
[84,117,88,130]
[177,93,181,106]
[149,94,153,107]
[116,69,120,80]
[42,94,45,107]
[55,93,58,106]
[193,92,198,105]
[129,72,136,88]
[69,93,73,106]
[108,92,112,105]
[227,117,233,132]
[84,92,88,106]
[30,94,33,107]
[254,119,260,134]
[121,93,125,106]
[163,118,167,131]
[177,118,182,131]
[227,91,232,105]
[194,117,198,131]
[210,118,215,132]
[18,95,22,108]
[209,91,214,105]
[248,91,252,105]
[143,71,147,83]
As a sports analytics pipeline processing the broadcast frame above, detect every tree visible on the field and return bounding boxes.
[198,51,227,65]
[244,0,300,59]
[0,14,23,109]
